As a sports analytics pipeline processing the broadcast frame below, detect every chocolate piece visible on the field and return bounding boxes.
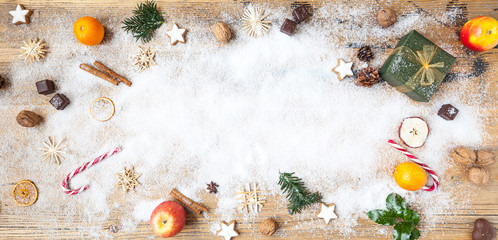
[472,218,496,240]
[292,5,309,23]
[280,19,297,36]
[438,104,459,120]
[0,75,5,89]
[49,93,70,110]
[36,80,56,95]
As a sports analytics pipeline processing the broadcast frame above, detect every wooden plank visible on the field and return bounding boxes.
[0,0,496,239]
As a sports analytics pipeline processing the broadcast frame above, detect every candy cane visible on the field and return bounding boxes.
[62,146,121,195]
[388,140,439,191]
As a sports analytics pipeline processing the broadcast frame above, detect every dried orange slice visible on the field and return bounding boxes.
[12,180,38,206]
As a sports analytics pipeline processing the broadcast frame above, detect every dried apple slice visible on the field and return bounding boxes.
[398,117,429,148]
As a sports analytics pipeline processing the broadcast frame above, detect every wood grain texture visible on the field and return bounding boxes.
[0,0,497,239]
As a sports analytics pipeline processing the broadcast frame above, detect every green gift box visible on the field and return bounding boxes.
[379,30,456,102]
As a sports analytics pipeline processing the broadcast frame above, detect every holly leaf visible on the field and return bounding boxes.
[409,211,420,226]
[410,228,421,240]
[401,208,412,222]
[386,193,408,217]
[366,209,397,226]
[393,222,414,240]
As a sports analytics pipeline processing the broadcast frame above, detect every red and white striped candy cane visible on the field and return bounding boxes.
[62,146,121,195]
[388,139,439,192]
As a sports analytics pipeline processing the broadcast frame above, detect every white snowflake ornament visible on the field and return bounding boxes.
[9,4,32,25]
[216,220,239,240]
[316,203,338,224]
[332,59,354,81]
[166,23,187,45]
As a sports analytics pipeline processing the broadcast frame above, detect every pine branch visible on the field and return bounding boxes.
[122,0,165,43]
[278,172,323,215]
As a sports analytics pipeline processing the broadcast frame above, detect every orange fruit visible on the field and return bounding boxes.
[73,16,105,46]
[393,162,427,191]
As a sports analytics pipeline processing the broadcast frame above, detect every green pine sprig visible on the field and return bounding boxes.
[122,0,165,43]
[366,193,421,240]
[278,172,323,215]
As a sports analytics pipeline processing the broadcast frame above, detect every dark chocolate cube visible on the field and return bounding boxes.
[36,80,56,95]
[280,19,297,36]
[292,5,309,23]
[438,104,459,120]
[49,93,70,110]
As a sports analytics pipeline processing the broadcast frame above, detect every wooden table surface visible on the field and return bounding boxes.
[0,0,497,239]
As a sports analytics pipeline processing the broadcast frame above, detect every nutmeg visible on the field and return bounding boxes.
[259,218,278,236]
[468,167,490,186]
[476,149,495,167]
[16,110,41,127]
[377,8,397,28]
[213,21,231,42]
[450,146,476,167]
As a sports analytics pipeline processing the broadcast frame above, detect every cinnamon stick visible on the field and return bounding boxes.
[170,188,208,215]
[79,64,119,86]
[94,61,132,87]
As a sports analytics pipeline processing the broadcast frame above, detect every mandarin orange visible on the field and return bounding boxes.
[393,162,427,191]
[73,16,105,46]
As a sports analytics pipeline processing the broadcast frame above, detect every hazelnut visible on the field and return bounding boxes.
[450,146,476,167]
[213,21,231,42]
[377,8,397,28]
[476,149,495,167]
[259,218,278,236]
[468,167,490,186]
[16,110,41,127]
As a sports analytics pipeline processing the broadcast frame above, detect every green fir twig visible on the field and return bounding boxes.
[278,172,323,215]
[122,0,165,43]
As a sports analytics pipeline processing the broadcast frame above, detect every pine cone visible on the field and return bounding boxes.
[357,46,374,62]
[357,67,380,87]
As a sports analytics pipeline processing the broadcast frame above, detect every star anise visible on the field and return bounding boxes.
[206,181,219,194]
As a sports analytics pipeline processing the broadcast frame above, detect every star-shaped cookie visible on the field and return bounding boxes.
[332,59,353,81]
[216,220,239,240]
[316,203,338,224]
[166,23,187,45]
[9,4,32,25]
[115,166,141,193]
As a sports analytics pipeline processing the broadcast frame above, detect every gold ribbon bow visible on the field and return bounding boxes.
[392,45,445,92]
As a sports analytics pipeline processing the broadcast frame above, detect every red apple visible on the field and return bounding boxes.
[460,16,498,52]
[398,117,429,148]
[150,201,186,238]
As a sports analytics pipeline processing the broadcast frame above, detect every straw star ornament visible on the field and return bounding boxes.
[131,46,156,72]
[39,137,67,165]
[115,166,141,192]
[241,5,272,37]
[20,38,48,63]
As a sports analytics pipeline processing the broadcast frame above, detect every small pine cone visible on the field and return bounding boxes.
[357,46,374,62]
[357,67,380,87]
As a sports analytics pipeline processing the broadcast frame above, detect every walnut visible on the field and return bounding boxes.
[377,8,397,28]
[450,146,476,167]
[476,149,495,167]
[213,22,231,42]
[16,110,41,127]
[468,167,490,185]
[259,218,278,236]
